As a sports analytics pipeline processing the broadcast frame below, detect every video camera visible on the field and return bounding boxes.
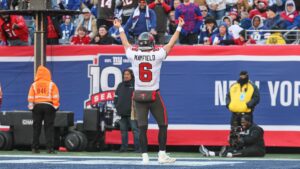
[229,126,243,148]
[96,102,121,131]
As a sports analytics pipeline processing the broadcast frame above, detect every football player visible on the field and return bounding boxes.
[113,17,184,164]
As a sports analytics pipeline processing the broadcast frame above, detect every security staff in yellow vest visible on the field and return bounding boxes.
[226,71,260,132]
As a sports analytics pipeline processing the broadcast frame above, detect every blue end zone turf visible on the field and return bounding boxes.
[0,155,300,169]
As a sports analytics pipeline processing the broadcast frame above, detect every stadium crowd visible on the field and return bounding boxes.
[0,0,300,46]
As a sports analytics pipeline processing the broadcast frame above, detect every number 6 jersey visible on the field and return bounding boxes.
[126,47,167,91]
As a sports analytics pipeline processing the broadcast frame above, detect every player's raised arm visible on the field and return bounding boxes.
[113,19,131,50]
[163,17,184,55]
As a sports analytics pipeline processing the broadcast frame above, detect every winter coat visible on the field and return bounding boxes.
[226,81,260,113]
[114,80,134,117]
[28,66,60,110]
[0,15,29,43]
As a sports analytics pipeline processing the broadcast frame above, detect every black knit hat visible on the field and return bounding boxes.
[240,70,248,76]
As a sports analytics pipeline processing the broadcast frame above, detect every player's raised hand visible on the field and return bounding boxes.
[113,19,121,28]
[178,17,184,27]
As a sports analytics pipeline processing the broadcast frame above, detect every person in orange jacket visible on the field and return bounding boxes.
[28,65,60,154]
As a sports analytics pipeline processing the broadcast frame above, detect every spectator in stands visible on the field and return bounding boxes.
[149,0,172,44]
[200,114,265,157]
[173,0,181,9]
[206,0,226,21]
[67,0,82,10]
[16,0,34,45]
[82,0,94,9]
[287,1,300,29]
[268,0,283,12]
[210,22,233,45]
[109,24,121,44]
[265,26,286,44]
[90,3,98,18]
[109,17,132,44]
[0,33,6,45]
[248,15,267,44]
[199,16,218,44]
[24,18,34,45]
[114,69,140,153]
[90,25,114,45]
[70,26,91,45]
[47,16,61,45]
[168,10,177,35]
[229,23,244,39]
[175,0,202,44]
[52,0,65,9]
[59,15,75,44]
[116,0,139,24]
[237,0,252,13]
[222,12,243,39]
[200,5,210,19]
[28,65,60,154]
[250,0,258,9]
[124,0,157,43]
[76,8,98,39]
[288,15,300,29]
[222,15,233,27]
[264,7,286,29]
[239,11,252,29]
[226,0,238,12]
[0,14,29,46]
[249,0,268,19]
[234,29,256,45]
[228,8,240,24]
[280,0,298,29]
[0,0,10,10]
[163,0,175,7]
[97,0,115,28]
[81,0,98,17]
[225,71,260,142]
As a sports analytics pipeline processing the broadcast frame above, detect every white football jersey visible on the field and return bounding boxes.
[126,47,167,91]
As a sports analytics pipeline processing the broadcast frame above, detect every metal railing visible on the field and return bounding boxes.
[245,29,300,44]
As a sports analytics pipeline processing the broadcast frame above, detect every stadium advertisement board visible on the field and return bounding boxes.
[0,46,300,147]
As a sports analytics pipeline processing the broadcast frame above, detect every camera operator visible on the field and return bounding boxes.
[199,115,265,157]
[226,71,260,144]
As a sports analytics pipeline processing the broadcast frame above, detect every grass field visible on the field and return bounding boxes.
[1,150,300,169]
[1,149,300,159]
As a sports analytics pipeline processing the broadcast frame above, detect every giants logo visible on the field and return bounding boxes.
[85,55,131,108]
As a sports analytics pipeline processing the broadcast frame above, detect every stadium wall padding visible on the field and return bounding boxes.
[1,45,300,147]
